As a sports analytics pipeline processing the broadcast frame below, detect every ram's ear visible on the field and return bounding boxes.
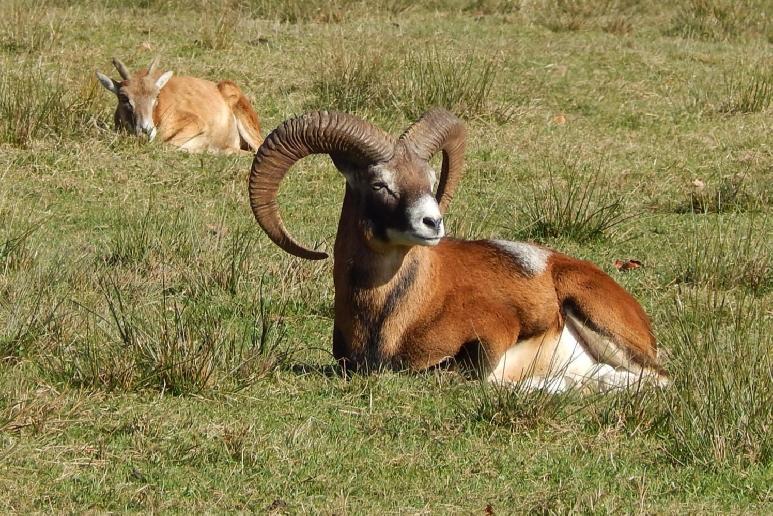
[96,71,119,94]
[330,153,374,188]
[155,70,173,89]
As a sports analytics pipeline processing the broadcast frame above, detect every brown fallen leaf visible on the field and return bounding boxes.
[614,259,642,272]
[552,113,567,125]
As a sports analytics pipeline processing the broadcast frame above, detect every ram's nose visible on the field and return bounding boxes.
[409,194,444,243]
[422,216,443,231]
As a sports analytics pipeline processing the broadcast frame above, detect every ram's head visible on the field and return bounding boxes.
[249,109,466,259]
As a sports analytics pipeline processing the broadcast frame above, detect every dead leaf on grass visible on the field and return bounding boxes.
[614,259,642,272]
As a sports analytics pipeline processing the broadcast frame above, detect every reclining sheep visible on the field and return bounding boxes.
[96,57,262,153]
[248,109,668,392]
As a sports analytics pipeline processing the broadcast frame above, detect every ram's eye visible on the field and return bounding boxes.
[371,182,387,191]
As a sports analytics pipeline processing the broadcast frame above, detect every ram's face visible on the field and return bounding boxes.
[346,154,443,248]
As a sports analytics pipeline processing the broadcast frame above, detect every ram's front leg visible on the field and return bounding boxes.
[332,326,356,374]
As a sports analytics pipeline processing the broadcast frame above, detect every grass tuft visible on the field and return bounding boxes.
[246,0,355,23]
[0,0,65,53]
[100,207,196,270]
[0,62,100,147]
[515,159,630,243]
[657,289,771,467]
[0,221,38,274]
[668,0,770,41]
[718,72,772,114]
[679,174,762,214]
[471,378,584,429]
[464,0,522,15]
[43,275,290,395]
[583,388,663,435]
[673,216,770,294]
[400,49,500,120]
[528,0,641,33]
[0,278,67,364]
[686,69,772,117]
[310,48,503,121]
[195,7,240,50]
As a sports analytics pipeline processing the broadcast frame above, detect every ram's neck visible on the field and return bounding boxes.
[332,189,433,367]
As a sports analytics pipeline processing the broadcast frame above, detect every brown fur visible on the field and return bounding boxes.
[333,198,661,378]
[152,75,262,153]
[249,110,665,385]
[100,63,262,154]
[216,80,263,151]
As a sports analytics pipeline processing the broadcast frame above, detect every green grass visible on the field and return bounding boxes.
[1,0,772,512]
[310,47,502,120]
[515,157,631,242]
[0,61,100,147]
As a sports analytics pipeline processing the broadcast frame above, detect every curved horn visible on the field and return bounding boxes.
[148,56,160,75]
[249,111,395,260]
[112,58,130,80]
[400,108,466,214]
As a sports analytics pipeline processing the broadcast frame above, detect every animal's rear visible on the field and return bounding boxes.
[550,253,668,381]
[217,81,263,151]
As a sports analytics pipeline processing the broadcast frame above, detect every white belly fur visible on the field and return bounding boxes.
[487,316,663,393]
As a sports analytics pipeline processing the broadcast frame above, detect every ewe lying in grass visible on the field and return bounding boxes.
[248,109,668,393]
[96,57,262,154]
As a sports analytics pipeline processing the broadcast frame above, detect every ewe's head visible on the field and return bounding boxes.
[249,110,465,259]
[95,57,173,140]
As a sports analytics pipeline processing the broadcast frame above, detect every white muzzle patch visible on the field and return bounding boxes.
[387,194,444,246]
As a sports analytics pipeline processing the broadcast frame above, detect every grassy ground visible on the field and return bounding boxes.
[1,0,771,512]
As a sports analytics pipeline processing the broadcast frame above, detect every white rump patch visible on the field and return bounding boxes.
[490,240,551,276]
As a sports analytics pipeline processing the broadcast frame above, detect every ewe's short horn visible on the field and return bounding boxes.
[148,56,160,75]
[112,58,130,80]
[249,111,395,260]
[400,108,466,214]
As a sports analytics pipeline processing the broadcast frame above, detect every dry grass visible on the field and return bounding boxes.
[0,60,100,147]
[668,0,771,41]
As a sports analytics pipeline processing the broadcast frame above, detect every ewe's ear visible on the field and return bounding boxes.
[96,71,119,94]
[155,70,173,89]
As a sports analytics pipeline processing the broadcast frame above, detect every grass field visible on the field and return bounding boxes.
[1,0,771,512]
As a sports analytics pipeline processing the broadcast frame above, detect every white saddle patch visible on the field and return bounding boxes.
[489,240,551,276]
